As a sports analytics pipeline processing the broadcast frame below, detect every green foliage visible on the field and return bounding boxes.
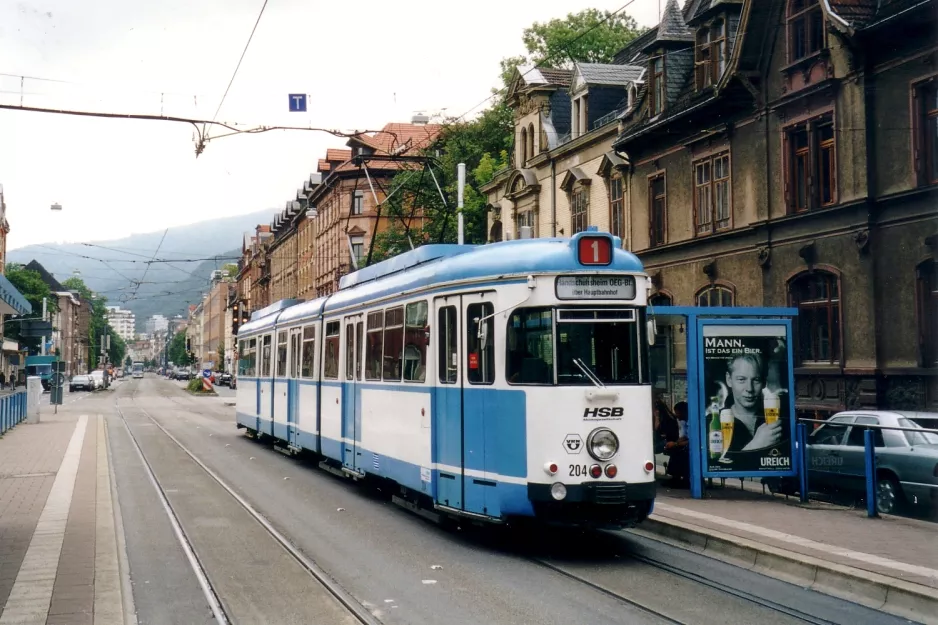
[62,276,111,370]
[124,356,132,369]
[223,263,239,279]
[5,264,58,353]
[168,332,189,366]
[520,9,643,68]
[186,377,206,393]
[108,330,126,366]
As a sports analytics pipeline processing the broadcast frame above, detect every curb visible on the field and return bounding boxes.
[632,516,938,625]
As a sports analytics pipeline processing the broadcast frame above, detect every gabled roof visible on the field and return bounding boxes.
[826,0,933,30]
[517,66,573,88]
[685,0,744,23]
[326,148,352,163]
[614,27,659,64]
[24,260,65,292]
[573,63,645,89]
[317,159,331,172]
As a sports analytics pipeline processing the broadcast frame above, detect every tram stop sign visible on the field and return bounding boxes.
[203,369,212,379]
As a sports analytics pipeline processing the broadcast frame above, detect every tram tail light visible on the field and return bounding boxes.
[604,464,618,479]
[589,465,602,479]
[643,461,655,473]
[544,462,558,476]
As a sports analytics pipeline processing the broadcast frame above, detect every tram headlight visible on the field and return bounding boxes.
[587,428,619,462]
[550,482,567,501]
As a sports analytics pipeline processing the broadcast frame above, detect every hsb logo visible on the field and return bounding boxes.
[583,407,624,419]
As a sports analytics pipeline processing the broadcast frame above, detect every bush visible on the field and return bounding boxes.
[187,378,207,393]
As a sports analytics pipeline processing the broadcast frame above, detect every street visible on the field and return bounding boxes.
[13,375,907,625]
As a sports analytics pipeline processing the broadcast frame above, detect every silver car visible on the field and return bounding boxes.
[808,410,938,514]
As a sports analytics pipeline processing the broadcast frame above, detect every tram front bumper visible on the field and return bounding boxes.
[527,481,656,526]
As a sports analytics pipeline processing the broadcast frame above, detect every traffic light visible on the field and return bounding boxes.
[232,302,240,335]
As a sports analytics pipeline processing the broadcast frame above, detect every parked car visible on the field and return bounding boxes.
[89,370,106,389]
[69,374,94,392]
[806,411,938,514]
[218,372,232,387]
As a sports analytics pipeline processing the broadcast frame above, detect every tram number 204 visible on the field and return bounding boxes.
[569,464,590,477]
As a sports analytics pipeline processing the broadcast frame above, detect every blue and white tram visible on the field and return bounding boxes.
[235,230,656,527]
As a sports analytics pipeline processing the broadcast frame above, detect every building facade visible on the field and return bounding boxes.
[145,314,169,335]
[0,186,32,381]
[609,0,937,414]
[105,306,136,342]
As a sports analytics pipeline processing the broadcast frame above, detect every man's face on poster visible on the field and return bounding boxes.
[726,358,765,411]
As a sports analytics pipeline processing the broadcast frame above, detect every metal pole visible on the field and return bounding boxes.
[41,297,48,356]
[864,429,878,518]
[457,163,465,245]
[797,423,809,503]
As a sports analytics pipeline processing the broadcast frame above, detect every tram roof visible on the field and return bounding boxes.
[237,232,644,335]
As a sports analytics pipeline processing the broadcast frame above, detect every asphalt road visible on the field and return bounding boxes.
[88,376,910,625]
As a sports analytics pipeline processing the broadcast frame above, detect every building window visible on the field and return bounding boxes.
[913,77,938,186]
[788,0,824,63]
[650,292,672,306]
[694,152,731,235]
[713,20,726,79]
[786,114,835,212]
[649,174,666,246]
[789,271,841,364]
[516,210,534,237]
[528,123,535,158]
[609,176,625,241]
[696,28,711,89]
[917,260,938,367]
[572,96,588,138]
[571,187,589,234]
[696,284,735,307]
[350,235,364,266]
[651,56,665,116]
[520,127,528,163]
[352,190,364,215]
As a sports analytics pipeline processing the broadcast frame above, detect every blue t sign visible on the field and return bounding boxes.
[288,94,307,112]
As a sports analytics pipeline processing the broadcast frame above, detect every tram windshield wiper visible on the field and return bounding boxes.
[573,358,605,388]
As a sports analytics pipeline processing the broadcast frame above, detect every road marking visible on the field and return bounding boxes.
[653,502,938,581]
[95,415,125,625]
[0,415,88,625]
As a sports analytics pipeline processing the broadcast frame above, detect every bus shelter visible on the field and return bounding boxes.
[648,307,799,499]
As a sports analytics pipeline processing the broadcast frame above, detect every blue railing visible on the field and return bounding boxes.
[0,391,28,436]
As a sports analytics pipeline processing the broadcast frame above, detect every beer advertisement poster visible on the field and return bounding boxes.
[701,324,793,475]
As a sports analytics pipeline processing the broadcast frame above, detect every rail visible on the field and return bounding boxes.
[0,391,28,436]
[790,417,938,518]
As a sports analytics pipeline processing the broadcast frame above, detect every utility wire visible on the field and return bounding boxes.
[207,0,270,132]
[131,228,168,300]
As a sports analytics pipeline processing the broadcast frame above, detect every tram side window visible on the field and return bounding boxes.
[323,322,341,379]
[238,339,256,376]
[355,322,363,380]
[404,301,428,383]
[383,307,405,381]
[345,323,356,380]
[467,303,495,385]
[507,308,553,384]
[276,332,288,377]
[301,326,315,378]
[438,306,458,384]
[365,311,383,381]
[260,335,272,377]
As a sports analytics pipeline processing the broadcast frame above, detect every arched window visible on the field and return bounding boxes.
[519,127,528,164]
[650,292,672,307]
[789,270,841,364]
[489,220,503,243]
[528,123,535,160]
[916,259,938,367]
[696,284,734,307]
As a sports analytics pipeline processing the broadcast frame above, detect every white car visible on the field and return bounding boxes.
[89,370,106,389]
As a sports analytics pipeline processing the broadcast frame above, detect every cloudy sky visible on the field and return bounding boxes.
[1,0,662,250]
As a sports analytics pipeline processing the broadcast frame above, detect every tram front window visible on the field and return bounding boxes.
[507,307,643,385]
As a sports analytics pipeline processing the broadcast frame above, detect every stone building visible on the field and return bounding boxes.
[611,0,937,414]
[484,0,937,415]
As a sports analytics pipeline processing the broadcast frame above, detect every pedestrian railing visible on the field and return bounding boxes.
[793,419,938,518]
[0,391,28,436]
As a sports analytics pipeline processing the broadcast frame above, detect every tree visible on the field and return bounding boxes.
[4,264,58,353]
[519,9,643,68]
[223,263,239,279]
[124,356,132,369]
[168,332,191,366]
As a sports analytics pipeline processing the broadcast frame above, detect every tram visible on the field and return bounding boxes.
[235,230,656,527]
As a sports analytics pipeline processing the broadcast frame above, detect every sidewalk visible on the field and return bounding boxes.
[0,407,130,624]
[638,478,938,624]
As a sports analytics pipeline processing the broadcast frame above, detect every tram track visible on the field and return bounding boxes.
[114,386,382,625]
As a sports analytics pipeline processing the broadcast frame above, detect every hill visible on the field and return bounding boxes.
[8,210,275,330]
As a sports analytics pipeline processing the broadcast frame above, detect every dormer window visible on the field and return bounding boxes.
[696,29,711,88]
[627,84,636,109]
[713,20,726,77]
[650,56,665,116]
[788,0,824,62]
[696,21,726,90]
[572,95,588,138]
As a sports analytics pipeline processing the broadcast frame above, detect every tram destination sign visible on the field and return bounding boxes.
[555,275,636,300]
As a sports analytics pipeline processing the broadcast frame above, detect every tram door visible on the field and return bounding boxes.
[433,292,496,515]
[286,328,302,447]
[342,317,363,473]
